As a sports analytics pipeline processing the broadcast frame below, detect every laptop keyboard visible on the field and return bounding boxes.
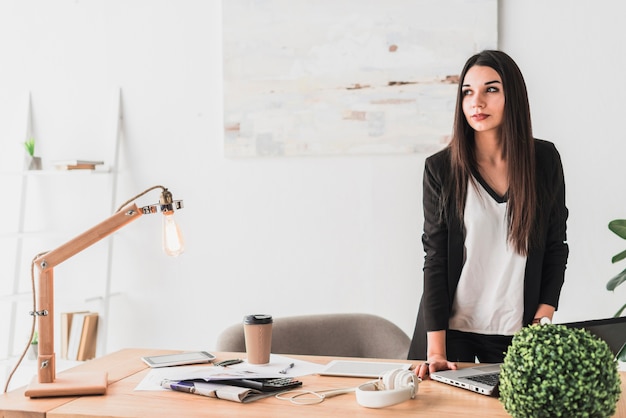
[466,372,500,386]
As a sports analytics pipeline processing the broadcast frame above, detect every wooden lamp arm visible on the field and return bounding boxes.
[34,204,143,272]
[33,203,143,384]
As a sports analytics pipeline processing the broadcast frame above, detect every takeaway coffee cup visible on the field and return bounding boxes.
[243,314,273,365]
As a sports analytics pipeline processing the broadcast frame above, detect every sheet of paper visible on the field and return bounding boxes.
[135,354,326,391]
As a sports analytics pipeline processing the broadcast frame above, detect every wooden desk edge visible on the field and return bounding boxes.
[1,349,625,418]
[0,348,179,418]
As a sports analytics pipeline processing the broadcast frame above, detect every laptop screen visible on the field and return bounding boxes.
[559,316,626,356]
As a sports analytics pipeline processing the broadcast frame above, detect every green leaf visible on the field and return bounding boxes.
[609,219,626,239]
[615,303,626,318]
[612,248,626,263]
[607,267,626,291]
[23,138,35,156]
[618,341,626,361]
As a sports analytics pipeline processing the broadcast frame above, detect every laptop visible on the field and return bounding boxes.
[560,316,626,356]
[430,316,626,396]
[430,363,502,395]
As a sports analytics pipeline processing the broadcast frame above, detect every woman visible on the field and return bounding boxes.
[408,50,569,379]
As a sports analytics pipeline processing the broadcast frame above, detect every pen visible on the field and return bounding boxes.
[162,380,215,397]
[164,381,196,393]
[279,363,295,374]
[214,358,244,367]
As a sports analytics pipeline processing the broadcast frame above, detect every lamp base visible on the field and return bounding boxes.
[24,371,108,398]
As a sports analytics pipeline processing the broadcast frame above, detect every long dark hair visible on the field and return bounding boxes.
[448,50,536,255]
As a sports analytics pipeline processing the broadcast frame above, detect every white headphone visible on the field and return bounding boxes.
[355,368,418,408]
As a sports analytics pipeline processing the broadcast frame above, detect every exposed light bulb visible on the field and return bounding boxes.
[162,211,185,256]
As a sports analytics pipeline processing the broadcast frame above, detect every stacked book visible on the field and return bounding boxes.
[53,160,105,170]
[60,311,99,361]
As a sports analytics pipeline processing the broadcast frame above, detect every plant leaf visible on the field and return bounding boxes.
[609,219,626,239]
[606,267,626,291]
[618,339,626,361]
[614,303,626,319]
[24,138,35,156]
[612,249,626,264]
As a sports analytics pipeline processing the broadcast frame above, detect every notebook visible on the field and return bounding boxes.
[320,360,412,378]
[430,316,626,396]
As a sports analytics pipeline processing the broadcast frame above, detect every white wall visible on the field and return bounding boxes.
[0,1,624,357]
[499,1,626,321]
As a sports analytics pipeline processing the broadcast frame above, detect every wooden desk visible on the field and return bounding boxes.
[1,349,625,418]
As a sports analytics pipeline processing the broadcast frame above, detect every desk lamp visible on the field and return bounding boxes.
[24,185,184,397]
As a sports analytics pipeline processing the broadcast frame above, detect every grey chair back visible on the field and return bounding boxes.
[216,313,410,360]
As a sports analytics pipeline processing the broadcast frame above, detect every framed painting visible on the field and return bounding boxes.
[223,0,497,157]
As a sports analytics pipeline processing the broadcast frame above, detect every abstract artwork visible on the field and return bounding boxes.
[223,0,497,157]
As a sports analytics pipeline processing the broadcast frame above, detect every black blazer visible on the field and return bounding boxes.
[408,139,569,360]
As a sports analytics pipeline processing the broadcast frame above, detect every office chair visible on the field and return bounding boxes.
[216,313,411,360]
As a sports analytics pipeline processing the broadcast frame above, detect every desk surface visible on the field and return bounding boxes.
[1,348,625,418]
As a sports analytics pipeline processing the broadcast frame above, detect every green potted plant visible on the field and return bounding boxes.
[28,331,38,360]
[499,324,621,418]
[608,219,626,317]
[24,137,42,170]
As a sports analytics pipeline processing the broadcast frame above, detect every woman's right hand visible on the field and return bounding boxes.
[416,354,457,380]
[416,329,457,380]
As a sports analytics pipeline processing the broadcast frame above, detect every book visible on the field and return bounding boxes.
[66,312,88,360]
[77,313,99,361]
[60,311,89,359]
[65,312,99,361]
[53,160,105,170]
[64,163,98,170]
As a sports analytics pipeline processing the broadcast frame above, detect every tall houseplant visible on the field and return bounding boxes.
[608,219,626,317]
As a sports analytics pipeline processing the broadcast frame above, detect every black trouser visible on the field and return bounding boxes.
[446,329,513,363]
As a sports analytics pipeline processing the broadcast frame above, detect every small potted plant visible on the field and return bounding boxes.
[499,324,621,417]
[28,331,39,360]
[24,137,42,170]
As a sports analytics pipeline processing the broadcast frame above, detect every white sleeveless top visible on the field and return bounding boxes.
[448,178,526,336]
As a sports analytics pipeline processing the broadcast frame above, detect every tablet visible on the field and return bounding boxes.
[142,351,216,368]
[320,360,412,378]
